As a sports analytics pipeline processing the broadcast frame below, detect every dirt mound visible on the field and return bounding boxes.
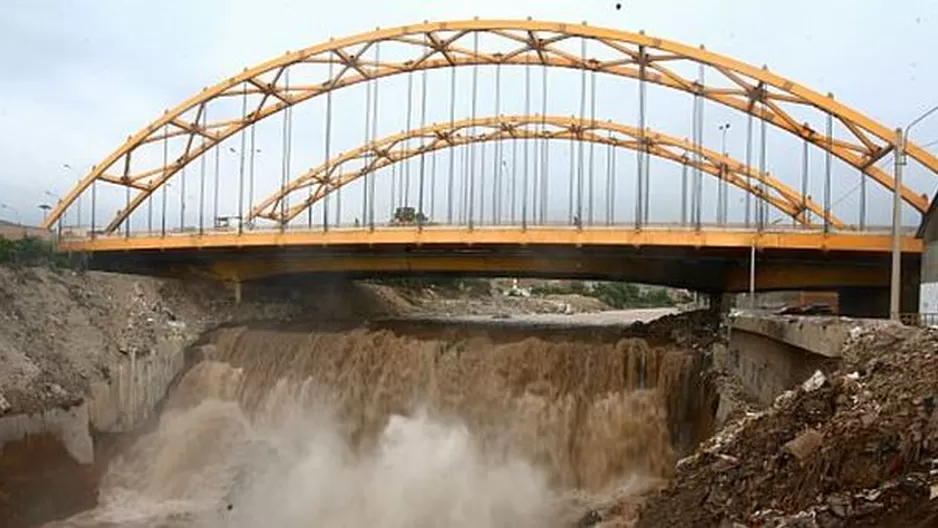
[0,269,418,526]
[357,282,416,315]
[394,284,614,317]
[635,323,938,527]
[628,309,722,349]
[0,268,408,416]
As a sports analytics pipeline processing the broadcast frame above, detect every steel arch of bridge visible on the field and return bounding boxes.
[251,115,844,228]
[41,19,938,233]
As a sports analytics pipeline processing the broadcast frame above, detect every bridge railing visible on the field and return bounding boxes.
[52,220,913,242]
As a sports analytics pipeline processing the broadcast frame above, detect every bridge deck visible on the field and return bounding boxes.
[58,226,922,294]
[58,226,922,253]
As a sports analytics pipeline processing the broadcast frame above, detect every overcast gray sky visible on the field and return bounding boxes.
[2,0,937,228]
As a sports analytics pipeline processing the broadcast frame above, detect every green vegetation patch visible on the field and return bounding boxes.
[0,236,85,269]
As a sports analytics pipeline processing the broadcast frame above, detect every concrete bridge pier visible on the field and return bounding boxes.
[232,280,242,305]
[707,292,734,314]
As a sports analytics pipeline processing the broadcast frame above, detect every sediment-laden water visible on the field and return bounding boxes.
[43,322,714,527]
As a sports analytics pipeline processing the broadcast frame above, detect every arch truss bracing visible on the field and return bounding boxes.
[251,115,843,228]
[42,19,938,234]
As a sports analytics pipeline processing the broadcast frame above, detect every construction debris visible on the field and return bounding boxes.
[783,428,823,461]
[801,370,827,392]
[636,323,938,527]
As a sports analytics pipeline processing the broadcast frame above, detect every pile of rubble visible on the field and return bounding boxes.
[634,323,938,527]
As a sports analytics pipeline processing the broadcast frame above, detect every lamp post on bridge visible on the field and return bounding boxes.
[719,123,731,154]
[718,123,731,225]
[226,146,262,231]
[43,190,63,238]
[892,103,938,321]
[37,204,54,248]
[62,164,81,227]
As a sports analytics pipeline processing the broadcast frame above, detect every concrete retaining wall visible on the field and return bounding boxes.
[721,329,835,406]
[89,338,189,432]
[730,314,853,358]
[0,403,93,464]
[720,314,885,405]
[0,339,191,466]
[920,241,938,314]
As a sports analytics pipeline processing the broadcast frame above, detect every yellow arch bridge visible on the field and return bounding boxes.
[42,19,938,315]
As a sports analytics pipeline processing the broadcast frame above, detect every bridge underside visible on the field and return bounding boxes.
[72,230,921,298]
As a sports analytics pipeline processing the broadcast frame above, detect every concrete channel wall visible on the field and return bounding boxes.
[724,314,868,406]
[730,314,853,358]
[0,339,193,465]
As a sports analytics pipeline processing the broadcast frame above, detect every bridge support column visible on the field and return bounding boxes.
[707,292,733,314]
[233,280,242,305]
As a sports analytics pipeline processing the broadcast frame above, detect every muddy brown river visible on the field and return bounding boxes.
[22,309,715,527]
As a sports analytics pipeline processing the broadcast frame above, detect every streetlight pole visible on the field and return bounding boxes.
[892,103,938,321]
[719,123,731,155]
[749,239,756,310]
[718,123,731,224]
[892,128,904,321]
[63,164,80,227]
[43,191,61,234]
[500,159,508,225]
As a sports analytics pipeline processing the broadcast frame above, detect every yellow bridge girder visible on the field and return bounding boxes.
[57,226,921,254]
[58,227,920,293]
[204,256,894,293]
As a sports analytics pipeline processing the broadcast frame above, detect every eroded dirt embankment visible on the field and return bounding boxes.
[0,267,407,526]
[0,269,408,416]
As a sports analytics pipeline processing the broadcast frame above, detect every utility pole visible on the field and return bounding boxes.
[892,103,938,320]
[891,128,903,320]
[749,240,756,310]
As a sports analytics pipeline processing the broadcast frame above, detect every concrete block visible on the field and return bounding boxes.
[730,314,854,358]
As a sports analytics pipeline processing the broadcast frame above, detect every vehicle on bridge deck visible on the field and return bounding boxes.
[390,207,428,227]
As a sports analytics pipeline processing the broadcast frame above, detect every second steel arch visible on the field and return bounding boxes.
[251,115,843,228]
